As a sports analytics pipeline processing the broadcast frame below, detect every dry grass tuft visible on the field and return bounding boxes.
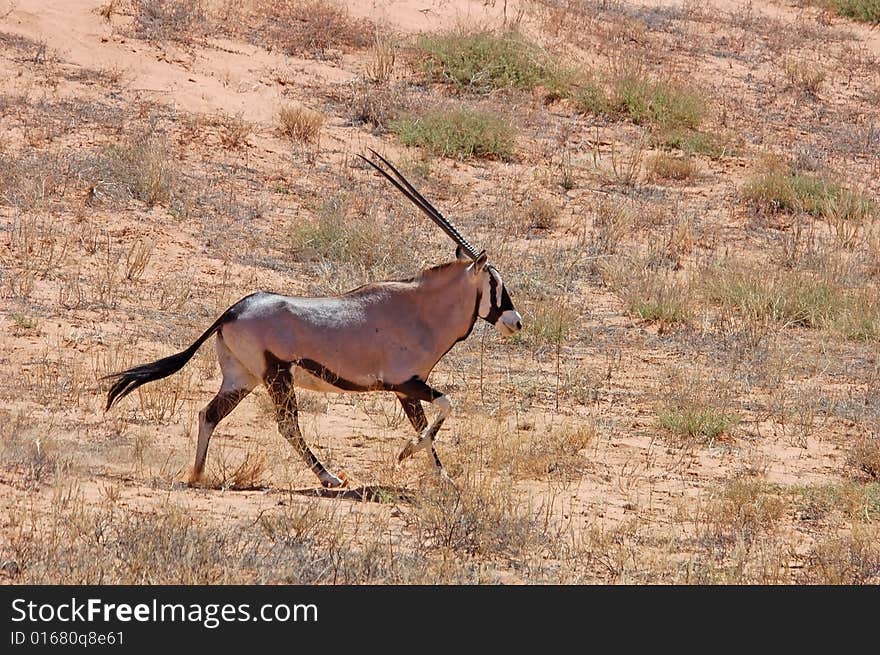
[575,72,707,132]
[0,411,61,489]
[646,152,697,182]
[805,527,880,583]
[366,32,397,84]
[131,0,208,44]
[279,104,324,145]
[522,197,559,231]
[742,160,876,224]
[100,129,176,207]
[481,421,596,479]
[848,434,880,479]
[783,58,826,96]
[599,256,693,327]
[235,0,374,59]
[211,451,268,490]
[702,262,880,340]
[346,81,406,133]
[286,186,424,288]
[401,474,571,565]
[696,479,786,553]
[216,113,253,150]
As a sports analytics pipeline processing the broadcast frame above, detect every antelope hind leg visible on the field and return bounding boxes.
[264,351,346,488]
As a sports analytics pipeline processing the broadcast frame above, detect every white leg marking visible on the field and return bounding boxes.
[319,470,345,488]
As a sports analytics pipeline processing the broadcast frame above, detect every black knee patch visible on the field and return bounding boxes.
[204,389,249,425]
[398,396,428,432]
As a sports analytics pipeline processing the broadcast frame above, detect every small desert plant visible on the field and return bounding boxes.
[655,129,730,158]
[628,288,692,326]
[572,80,608,115]
[0,413,59,488]
[216,113,253,150]
[522,197,558,230]
[347,81,405,133]
[809,0,880,23]
[366,32,396,84]
[391,108,515,160]
[517,297,577,348]
[794,482,880,522]
[587,198,634,255]
[101,130,175,206]
[612,75,705,130]
[646,152,696,182]
[657,369,739,444]
[697,479,786,551]
[658,405,740,442]
[783,58,826,95]
[576,73,706,132]
[599,259,692,327]
[289,191,390,269]
[848,434,880,479]
[702,266,844,330]
[403,476,543,557]
[742,162,875,223]
[211,451,267,490]
[414,29,575,96]
[239,0,374,58]
[481,420,596,478]
[279,104,324,145]
[805,527,880,584]
[131,0,208,43]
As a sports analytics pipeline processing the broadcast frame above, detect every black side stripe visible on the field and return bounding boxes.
[280,357,445,399]
[297,358,376,392]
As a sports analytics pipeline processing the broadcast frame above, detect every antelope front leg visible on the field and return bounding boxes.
[398,395,450,462]
[394,380,453,481]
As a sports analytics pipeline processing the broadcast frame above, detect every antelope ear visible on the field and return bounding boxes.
[469,250,488,275]
[455,245,470,262]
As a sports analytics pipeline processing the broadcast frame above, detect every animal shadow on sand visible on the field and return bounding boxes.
[287,484,416,504]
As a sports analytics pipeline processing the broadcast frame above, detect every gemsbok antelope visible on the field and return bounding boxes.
[104,151,522,488]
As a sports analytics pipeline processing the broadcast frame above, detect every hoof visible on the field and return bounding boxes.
[186,469,204,487]
[435,470,460,495]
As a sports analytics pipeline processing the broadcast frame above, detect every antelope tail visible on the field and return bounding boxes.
[103,307,237,411]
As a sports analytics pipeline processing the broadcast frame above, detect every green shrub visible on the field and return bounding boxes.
[414,30,575,95]
[391,108,515,160]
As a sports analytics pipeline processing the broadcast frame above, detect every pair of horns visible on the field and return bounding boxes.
[358,149,482,261]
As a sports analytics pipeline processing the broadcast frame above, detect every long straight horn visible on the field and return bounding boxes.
[358,150,482,260]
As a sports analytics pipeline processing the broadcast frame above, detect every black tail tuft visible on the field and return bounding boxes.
[104,346,200,411]
[102,297,255,412]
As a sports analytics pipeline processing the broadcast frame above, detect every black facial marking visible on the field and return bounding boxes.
[484,273,504,324]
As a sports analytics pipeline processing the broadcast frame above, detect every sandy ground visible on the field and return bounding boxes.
[1,0,879,583]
